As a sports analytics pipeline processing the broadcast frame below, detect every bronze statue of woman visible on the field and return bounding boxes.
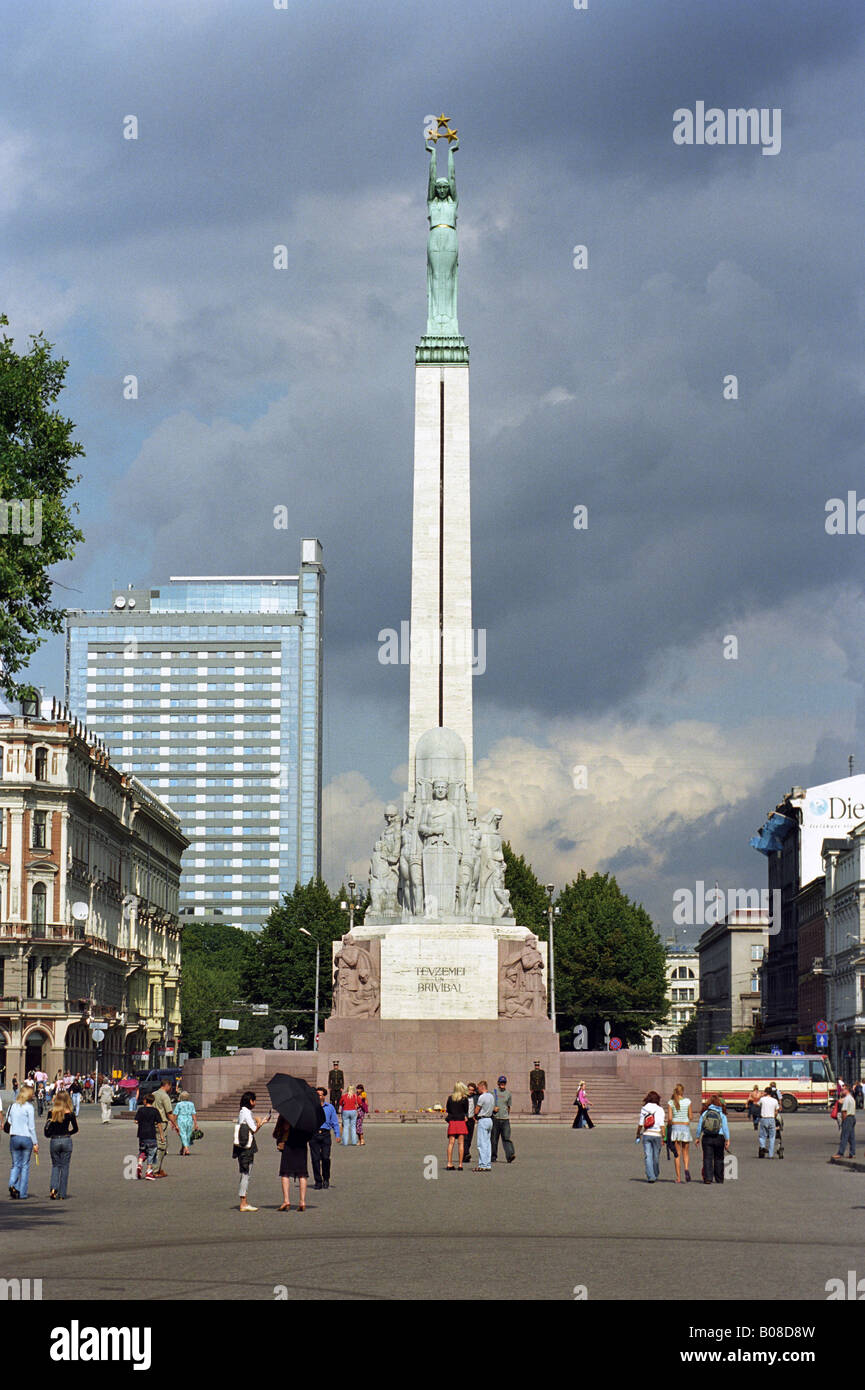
[425,133,459,336]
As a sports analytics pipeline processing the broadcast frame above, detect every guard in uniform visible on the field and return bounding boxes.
[529,1061,546,1115]
[328,1060,344,1110]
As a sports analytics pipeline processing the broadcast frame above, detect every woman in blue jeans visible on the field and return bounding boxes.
[635,1091,667,1182]
[8,1082,39,1199]
[45,1090,79,1199]
[340,1086,359,1145]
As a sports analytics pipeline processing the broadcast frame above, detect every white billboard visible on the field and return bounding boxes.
[794,775,865,885]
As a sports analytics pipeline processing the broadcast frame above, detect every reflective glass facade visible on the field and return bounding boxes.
[65,545,324,931]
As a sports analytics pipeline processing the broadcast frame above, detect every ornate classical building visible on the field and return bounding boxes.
[0,701,188,1082]
[638,939,700,1053]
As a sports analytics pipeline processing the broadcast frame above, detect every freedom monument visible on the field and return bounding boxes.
[322,120,561,1112]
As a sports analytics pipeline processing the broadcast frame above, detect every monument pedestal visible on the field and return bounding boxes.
[320,1016,561,1117]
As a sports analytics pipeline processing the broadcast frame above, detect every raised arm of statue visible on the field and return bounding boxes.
[428,144,438,200]
[448,145,458,208]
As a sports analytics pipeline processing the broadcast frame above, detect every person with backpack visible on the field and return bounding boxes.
[746,1084,762,1130]
[696,1094,730,1183]
[636,1090,666,1182]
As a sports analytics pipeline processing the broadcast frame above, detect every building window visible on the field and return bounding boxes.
[750,975,759,993]
[26,957,37,997]
[751,945,764,961]
[32,810,48,849]
[40,957,50,999]
[34,747,48,781]
[32,883,47,930]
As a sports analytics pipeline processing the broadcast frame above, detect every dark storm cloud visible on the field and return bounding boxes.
[4,0,865,897]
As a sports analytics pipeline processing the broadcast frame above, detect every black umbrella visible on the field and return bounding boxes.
[267,1074,325,1135]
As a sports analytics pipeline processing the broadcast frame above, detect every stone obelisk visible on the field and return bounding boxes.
[408,118,473,793]
[319,122,560,1116]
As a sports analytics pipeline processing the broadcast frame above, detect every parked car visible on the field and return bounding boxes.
[137,1067,183,1099]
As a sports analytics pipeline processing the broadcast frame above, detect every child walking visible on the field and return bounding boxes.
[136,1093,162,1181]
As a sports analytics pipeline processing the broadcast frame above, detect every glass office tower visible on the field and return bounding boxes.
[65,540,324,931]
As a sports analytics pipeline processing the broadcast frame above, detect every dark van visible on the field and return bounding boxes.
[138,1067,183,1098]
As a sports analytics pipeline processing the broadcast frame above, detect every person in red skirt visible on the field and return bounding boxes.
[444,1081,469,1170]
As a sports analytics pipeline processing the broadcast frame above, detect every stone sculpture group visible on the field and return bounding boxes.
[367,732,512,925]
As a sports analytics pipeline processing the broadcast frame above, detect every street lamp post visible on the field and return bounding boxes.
[341,877,357,932]
[545,884,558,1029]
[298,928,320,1051]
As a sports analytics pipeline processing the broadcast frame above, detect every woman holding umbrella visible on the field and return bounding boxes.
[274,1114,312,1211]
[267,1074,326,1213]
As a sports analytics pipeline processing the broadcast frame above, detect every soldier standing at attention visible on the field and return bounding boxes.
[328,1060,344,1111]
[529,1060,546,1115]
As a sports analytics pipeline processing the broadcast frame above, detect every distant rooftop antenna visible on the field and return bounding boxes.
[849,754,855,778]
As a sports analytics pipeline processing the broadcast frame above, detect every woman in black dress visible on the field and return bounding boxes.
[274,1115,310,1211]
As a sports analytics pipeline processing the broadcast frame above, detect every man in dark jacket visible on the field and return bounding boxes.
[328,1061,344,1110]
[529,1061,546,1115]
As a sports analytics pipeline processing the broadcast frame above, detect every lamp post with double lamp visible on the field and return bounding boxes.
[298,928,320,1052]
[545,884,560,1028]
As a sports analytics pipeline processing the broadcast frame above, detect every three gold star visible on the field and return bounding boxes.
[436,113,450,127]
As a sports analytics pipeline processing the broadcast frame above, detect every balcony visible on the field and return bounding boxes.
[0,997,67,1015]
[0,922,77,943]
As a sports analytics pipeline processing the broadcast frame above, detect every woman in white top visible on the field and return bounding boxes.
[667,1083,693,1183]
[636,1090,667,1183]
[234,1090,271,1213]
[8,1082,39,1199]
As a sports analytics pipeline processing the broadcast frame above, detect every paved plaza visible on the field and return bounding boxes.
[0,1106,860,1301]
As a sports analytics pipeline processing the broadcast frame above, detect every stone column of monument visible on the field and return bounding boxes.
[320,121,561,1118]
[408,124,473,792]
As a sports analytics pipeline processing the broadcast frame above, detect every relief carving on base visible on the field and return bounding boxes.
[498,934,547,1019]
[332,935,380,1019]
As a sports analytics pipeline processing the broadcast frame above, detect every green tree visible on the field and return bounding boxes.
[674,1017,698,1053]
[0,316,85,704]
[503,843,549,936]
[241,879,349,1048]
[180,919,259,1056]
[180,953,241,1057]
[712,1028,754,1055]
[554,870,668,1047]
